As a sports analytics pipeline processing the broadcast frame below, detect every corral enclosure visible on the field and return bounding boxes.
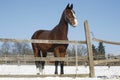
[0,21,120,79]
[0,21,95,78]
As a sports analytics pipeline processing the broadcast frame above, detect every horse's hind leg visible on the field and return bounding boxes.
[35,51,47,75]
[33,48,40,68]
[32,46,42,75]
[39,51,47,74]
[41,52,47,69]
[37,50,44,75]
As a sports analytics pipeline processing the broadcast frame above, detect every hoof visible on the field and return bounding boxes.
[55,72,58,74]
[60,72,64,75]
[37,73,40,75]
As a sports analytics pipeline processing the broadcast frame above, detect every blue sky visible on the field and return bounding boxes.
[0,0,120,55]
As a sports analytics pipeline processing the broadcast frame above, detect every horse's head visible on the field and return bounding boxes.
[63,4,78,27]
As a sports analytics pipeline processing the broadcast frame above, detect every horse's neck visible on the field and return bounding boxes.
[50,13,68,40]
[56,14,68,34]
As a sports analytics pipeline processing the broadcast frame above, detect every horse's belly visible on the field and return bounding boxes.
[38,43,52,51]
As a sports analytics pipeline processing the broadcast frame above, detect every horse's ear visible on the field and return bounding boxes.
[70,4,73,9]
[66,4,70,9]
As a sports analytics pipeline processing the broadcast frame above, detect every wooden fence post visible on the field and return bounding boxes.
[84,20,95,77]
[24,54,26,64]
[4,55,7,64]
[74,43,78,75]
[17,54,20,66]
[66,53,69,66]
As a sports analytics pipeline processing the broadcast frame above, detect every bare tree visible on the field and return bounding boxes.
[67,44,87,56]
[77,45,87,56]
[22,43,33,55]
[12,42,32,55]
[0,42,11,55]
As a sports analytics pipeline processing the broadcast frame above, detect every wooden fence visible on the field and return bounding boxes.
[0,20,120,78]
[0,54,88,65]
[0,55,90,78]
[0,20,94,78]
[92,36,120,66]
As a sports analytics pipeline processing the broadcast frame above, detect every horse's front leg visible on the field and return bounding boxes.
[55,61,59,74]
[54,47,60,74]
[60,61,64,74]
[60,51,66,74]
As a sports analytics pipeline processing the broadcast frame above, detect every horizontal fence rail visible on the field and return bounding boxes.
[0,38,86,44]
[0,74,89,78]
[93,38,120,45]
[94,59,120,65]
[0,55,119,65]
[0,55,88,62]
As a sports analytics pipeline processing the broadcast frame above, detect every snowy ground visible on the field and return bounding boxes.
[0,65,120,80]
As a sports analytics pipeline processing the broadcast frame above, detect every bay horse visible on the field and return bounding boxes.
[31,4,78,75]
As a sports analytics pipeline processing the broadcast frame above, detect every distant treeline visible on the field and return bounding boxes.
[0,42,106,60]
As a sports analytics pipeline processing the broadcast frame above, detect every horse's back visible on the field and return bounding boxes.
[31,30,53,51]
[31,30,50,39]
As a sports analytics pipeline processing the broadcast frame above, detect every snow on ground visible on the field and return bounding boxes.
[0,65,120,80]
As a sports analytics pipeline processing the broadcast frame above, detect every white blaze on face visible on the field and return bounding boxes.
[71,10,78,26]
